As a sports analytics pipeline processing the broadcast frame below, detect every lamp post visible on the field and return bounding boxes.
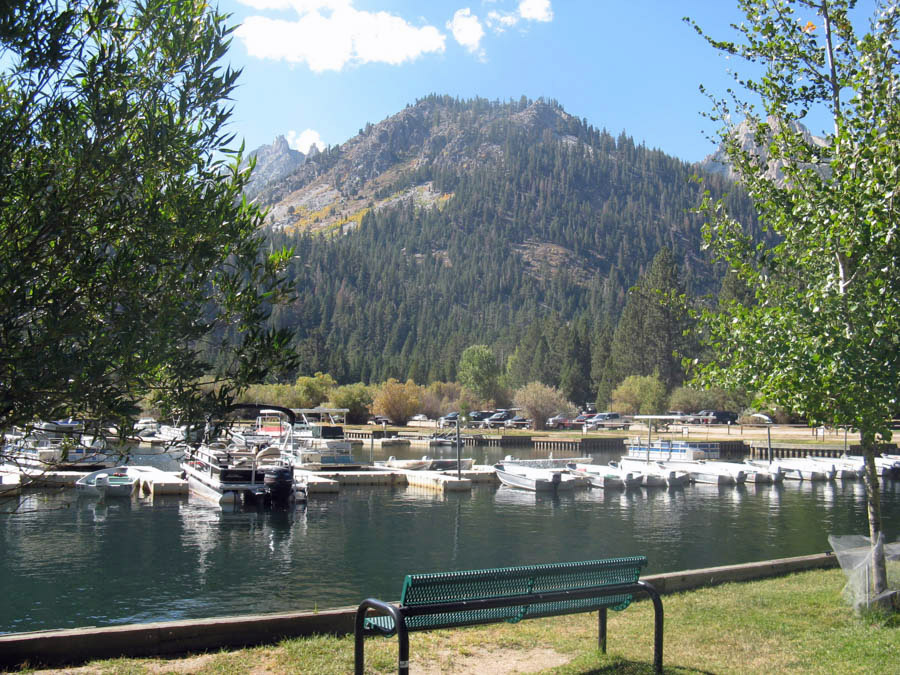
[455,419,461,480]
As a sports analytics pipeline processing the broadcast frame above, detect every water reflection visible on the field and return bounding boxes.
[1,463,898,634]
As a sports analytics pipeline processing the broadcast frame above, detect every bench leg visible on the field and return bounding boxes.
[397,624,410,675]
[354,606,367,675]
[598,607,607,653]
[638,580,664,674]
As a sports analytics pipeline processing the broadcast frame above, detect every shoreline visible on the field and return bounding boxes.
[0,552,837,670]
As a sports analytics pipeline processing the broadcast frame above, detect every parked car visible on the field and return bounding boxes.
[693,410,738,424]
[367,415,392,425]
[467,411,495,428]
[712,411,739,424]
[584,412,622,431]
[438,412,459,428]
[574,412,594,425]
[486,410,515,428]
[504,415,531,429]
[546,413,576,430]
[410,414,428,422]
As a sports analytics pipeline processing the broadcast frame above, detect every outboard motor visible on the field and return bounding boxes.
[263,466,294,504]
[551,472,562,489]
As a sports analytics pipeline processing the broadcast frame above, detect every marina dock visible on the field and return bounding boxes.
[128,466,189,496]
[296,466,497,495]
[0,465,188,495]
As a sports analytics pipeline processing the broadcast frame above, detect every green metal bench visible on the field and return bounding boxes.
[354,556,662,674]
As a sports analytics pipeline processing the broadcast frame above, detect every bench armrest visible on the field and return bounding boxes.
[356,598,404,637]
[356,598,410,675]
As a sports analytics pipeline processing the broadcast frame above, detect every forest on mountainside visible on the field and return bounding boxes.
[240,97,761,406]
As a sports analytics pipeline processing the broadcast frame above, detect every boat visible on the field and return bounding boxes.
[493,462,577,492]
[658,459,745,485]
[872,454,900,478]
[735,460,785,483]
[179,405,305,507]
[747,458,834,481]
[141,423,202,445]
[425,457,474,471]
[75,467,137,498]
[376,456,431,471]
[616,458,690,487]
[625,437,721,461]
[428,433,456,447]
[288,407,355,466]
[499,455,594,469]
[34,418,85,434]
[601,461,646,488]
[181,441,302,507]
[808,456,863,480]
[2,432,114,471]
[566,462,636,489]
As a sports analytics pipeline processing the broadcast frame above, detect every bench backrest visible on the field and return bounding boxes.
[399,556,647,631]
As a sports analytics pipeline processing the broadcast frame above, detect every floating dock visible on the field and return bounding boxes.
[0,464,188,496]
[128,466,189,496]
[0,472,22,496]
[294,466,497,496]
[0,466,84,486]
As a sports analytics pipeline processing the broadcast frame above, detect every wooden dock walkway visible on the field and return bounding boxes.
[295,466,497,496]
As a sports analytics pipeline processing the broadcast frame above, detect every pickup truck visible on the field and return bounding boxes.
[546,413,578,430]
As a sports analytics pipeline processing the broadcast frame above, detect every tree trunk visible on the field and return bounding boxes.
[860,430,888,600]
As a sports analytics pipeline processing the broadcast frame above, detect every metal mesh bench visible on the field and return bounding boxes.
[354,556,662,674]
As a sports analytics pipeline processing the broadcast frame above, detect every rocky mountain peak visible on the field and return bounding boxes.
[698,116,829,184]
[243,134,306,201]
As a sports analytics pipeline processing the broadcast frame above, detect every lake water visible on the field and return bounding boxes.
[2,446,899,635]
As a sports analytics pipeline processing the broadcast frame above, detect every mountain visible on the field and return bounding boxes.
[698,116,829,183]
[243,135,306,201]
[240,95,759,396]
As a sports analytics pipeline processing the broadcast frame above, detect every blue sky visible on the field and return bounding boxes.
[219,1,836,163]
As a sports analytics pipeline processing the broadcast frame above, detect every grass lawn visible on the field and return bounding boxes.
[16,567,898,674]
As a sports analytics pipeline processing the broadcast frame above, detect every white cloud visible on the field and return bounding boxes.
[287,129,325,154]
[235,2,446,72]
[237,1,350,11]
[486,10,518,32]
[447,8,485,56]
[518,0,553,23]
[485,0,553,32]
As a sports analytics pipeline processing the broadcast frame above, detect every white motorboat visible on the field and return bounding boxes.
[617,458,690,487]
[424,457,474,471]
[34,418,85,434]
[603,461,645,488]
[376,456,430,470]
[500,455,594,469]
[133,418,160,438]
[3,432,114,471]
[808,456,863,480]
[736,460,785,483]
[870,454,900,478]
[493,462,577,492]
[287,408,355,465]
[75,467,137,498]
[659,459,745,485]
[747,458,834,481]
[566,462,637,489]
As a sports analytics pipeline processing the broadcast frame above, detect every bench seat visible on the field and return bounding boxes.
[355,556,662,674]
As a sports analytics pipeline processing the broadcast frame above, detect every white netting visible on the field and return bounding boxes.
[828,534,900,611]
